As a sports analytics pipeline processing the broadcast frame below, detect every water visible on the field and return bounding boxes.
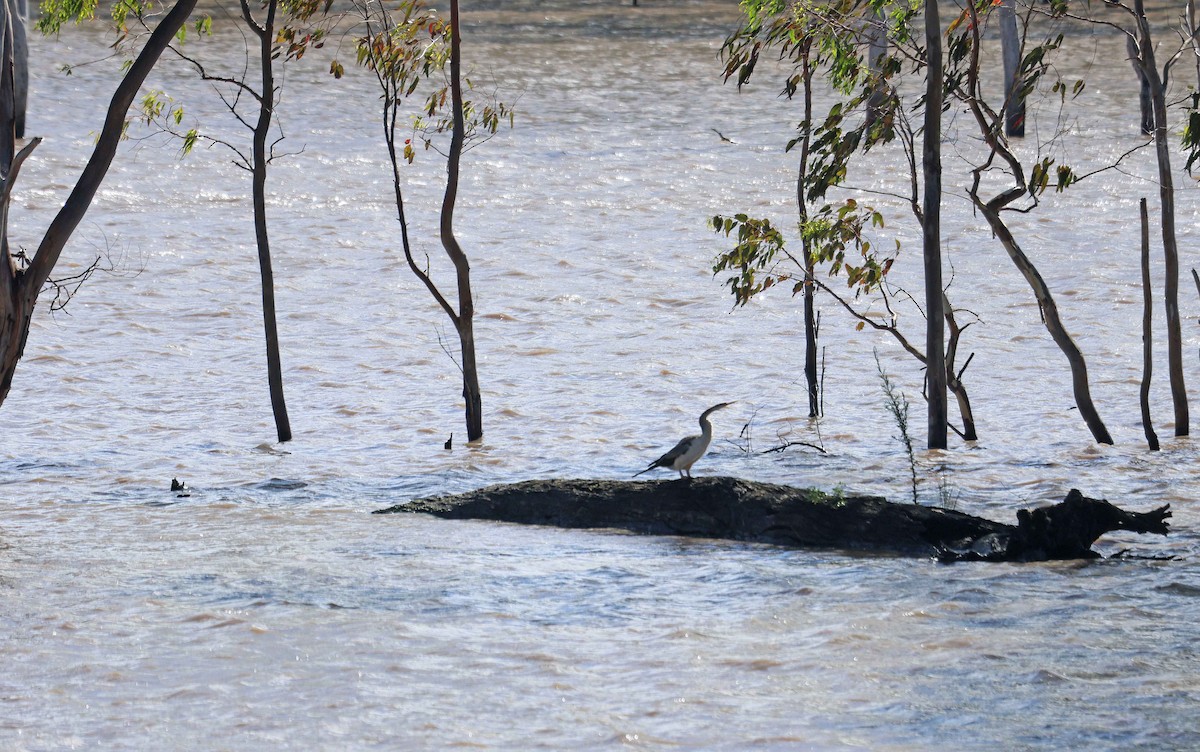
[2,2,1199,748]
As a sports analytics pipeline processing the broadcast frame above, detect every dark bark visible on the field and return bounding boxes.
[798,41,819,418]
[922,0,946,450]
[243,0,292,443]
[1140,198,1158,450]
[0,0,199,409]
[443,1,483,442]
[943,293,977,441]
[374,477,1170,562]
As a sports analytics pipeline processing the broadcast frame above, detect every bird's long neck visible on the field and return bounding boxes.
[698,414,714,441]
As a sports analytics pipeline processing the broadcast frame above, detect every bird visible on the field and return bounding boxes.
[634,402,735,479]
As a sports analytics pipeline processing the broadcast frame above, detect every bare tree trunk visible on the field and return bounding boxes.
[943,294,977,441]
[960,1,1111,445]
[998,0,1025,137]
[1132,0,1188,436]
[798,41,819,418]
[923,0,947,450]
[443,0,482,442]
[976,199,1113,444]
[1140,198,1159,450]
[0,0,199,410]
[243,0,292,443]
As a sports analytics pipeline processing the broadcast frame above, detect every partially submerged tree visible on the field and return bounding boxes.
[1125,0,1188,437]
[139,0,336,443]
[1,0,199,409]
[715,0,977,442]
[350,0,510,442]
[948,0,1114,445]
[921,0,946,449]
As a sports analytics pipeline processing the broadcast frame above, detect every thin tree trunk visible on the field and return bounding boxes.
[1132,1,1188,436]
[943,293,977,441]
[798,41,819,418]
[443,0,482,441]
[976,199,1113,444]
[1,0,199,410]
[923,0,947,450]
[244,0,292,443]
[1140,198,1159,450]
[998,0,1025,137]
[6,0,24,139]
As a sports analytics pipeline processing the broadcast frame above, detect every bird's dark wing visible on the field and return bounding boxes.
[633,435,699,476]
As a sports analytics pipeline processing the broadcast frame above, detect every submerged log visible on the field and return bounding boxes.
[373,477,1171,562]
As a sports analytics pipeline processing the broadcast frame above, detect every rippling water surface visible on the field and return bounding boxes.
[3,2,1200,749]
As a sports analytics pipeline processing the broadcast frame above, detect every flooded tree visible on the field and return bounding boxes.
[921,0,946,450]
[1124,0,1188,437]
[714,0,977,443]
[349,0,510,443]
[948,0,1114,445]
[139,0,336,443]
[0,0,199,410]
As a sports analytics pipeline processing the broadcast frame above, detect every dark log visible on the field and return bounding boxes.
[374,477,1170,563]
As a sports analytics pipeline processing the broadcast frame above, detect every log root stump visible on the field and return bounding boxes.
[374,477,1171,563]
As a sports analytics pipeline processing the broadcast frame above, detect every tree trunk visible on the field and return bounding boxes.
[798,43,819,418]
[943,294,977,441]
[923,0,947,450]
[245,0,292,443]
[976,200,1113,444]
[998,0,1025,137]
[5,0,24,139]
[1132,2,1188,436]
[1140,198,1159,450]
[0,0,199,411]
[442,0,482,442]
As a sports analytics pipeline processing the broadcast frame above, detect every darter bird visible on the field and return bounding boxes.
[634,402,735,479]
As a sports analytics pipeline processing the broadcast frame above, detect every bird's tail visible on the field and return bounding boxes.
[633,466,652,477]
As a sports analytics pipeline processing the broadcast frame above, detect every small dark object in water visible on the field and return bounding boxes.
[445,433,453,450]
[170,478,191,497]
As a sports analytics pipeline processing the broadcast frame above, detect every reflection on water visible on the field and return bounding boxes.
[2,2,1199,749]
